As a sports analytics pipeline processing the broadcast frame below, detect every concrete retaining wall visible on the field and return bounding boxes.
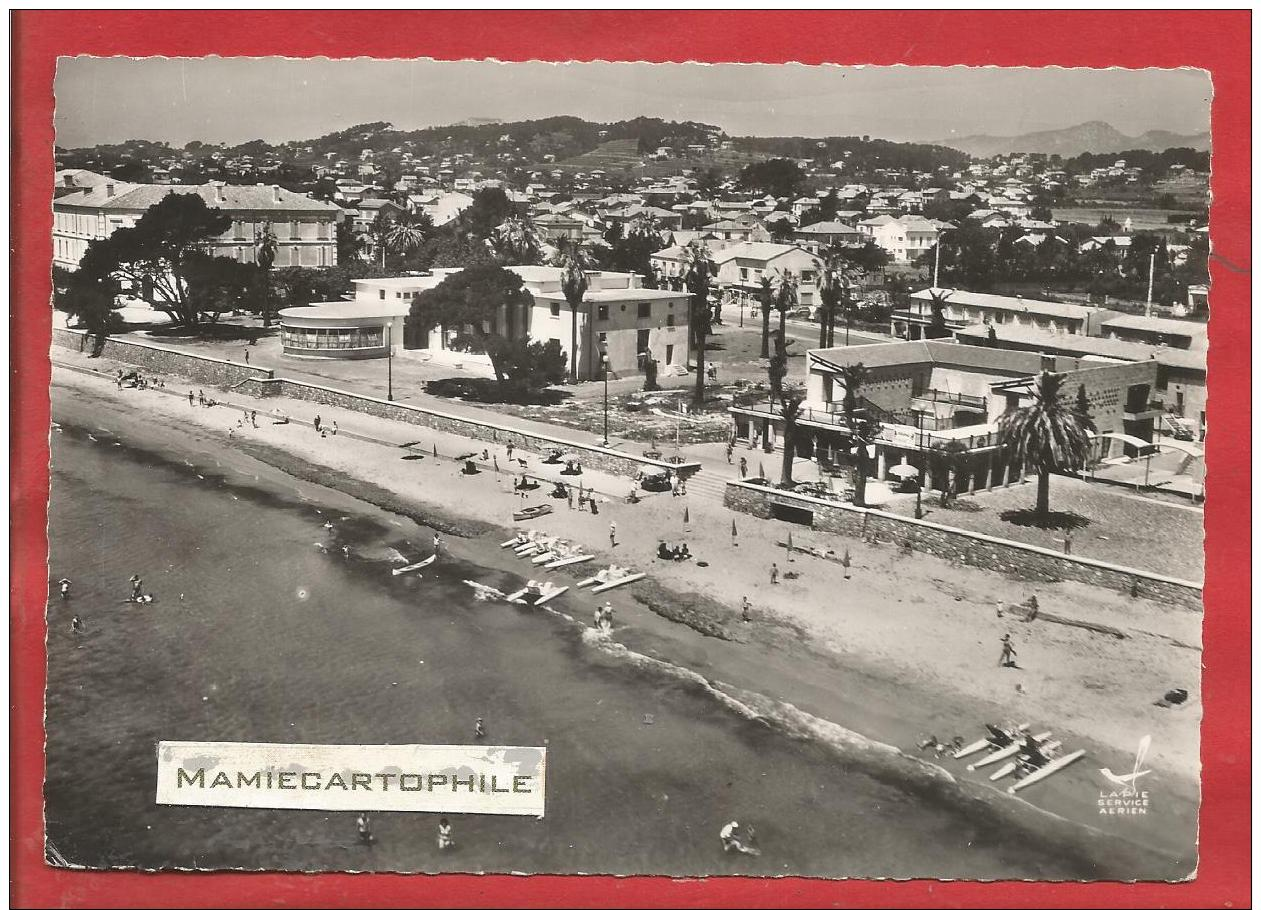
[53,327,273,388]
[237,376,701,480]
[723,480,1202,609]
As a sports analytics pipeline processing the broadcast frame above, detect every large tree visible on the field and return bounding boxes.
[54,268,124,351]
[679,240,716,407]
[837,362,879,507]
[997,371,1095,520]
[737,158,804,198]
[76,192,253,330]
[385,209,433,264]
[410,264,551,393]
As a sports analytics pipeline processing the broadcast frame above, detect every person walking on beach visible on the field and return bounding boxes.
[197,390,205,407]
[741,596,751,623]
[188,390,195,407]
[726,441,734,465]
[437,817,454,851]
[1063,528,1073,555]
[739,456,748,479]
[433,532,442,555]
[250,410,258,428]
[841,550,851,580]
[999,633,1018,669]
[331,421,338,436]
[769,563,779,585]
[58,578,72,601]
[609,522,617,548]
[356,813,375,847]
[313,414,322,433]
[244,349,250,365]
[506,441,515,461]
[128,574,144,602]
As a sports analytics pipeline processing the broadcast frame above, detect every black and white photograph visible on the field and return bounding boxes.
[46,56,1209,879]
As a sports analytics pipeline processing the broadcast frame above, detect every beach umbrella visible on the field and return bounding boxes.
[433,443,438,457]
[758,462,765,480]
[683,506,690,524]
[731,519,738,542]
[787,530,794,560]
[889,464,918,480]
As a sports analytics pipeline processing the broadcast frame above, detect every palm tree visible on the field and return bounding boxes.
[386,210,432,261]
[932,438,971,505]
[680,240,715,407]
[773,269,798,337]
[369,212,393,269]
[998,371,1095,520]
[490,216,544,265]
[925,288,954,339]
[767,296,804,486]
[757,273,775,359]
[816,253,840,347]
[837,362,874,506]
[558,240,589,382]
[255,221,278,326]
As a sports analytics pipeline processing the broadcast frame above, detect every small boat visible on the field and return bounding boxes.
[501,537,527,549]
[591,572,646,594]
[968,732,1052,772]
[392,555,436,576]
[514,504,553,522]
[989,741,1062,781]
[537,585,568,605]
[953,723,1031,759]
[532,549,563,564]
[547,553,595,570]
[1009,749,1086,794]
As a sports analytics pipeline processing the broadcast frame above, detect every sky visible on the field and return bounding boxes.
[54,57,1212,149]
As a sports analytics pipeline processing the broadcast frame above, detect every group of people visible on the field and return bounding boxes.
[189,389,221,408]
[117,369,164,391]
[657,542,692,562]
[312,414,338,438]
[356,814,456,852]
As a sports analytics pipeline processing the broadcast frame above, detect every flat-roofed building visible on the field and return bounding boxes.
[346,267,690,378]
[730,339,1162,494]
[895,287,1122,340]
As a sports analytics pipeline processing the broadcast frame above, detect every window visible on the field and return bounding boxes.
[637,301,652,318]
[379,290,386,300]
[597,305,609,321]
[667,315,675,327]
[550,301,561,318]
[598,332,608,344]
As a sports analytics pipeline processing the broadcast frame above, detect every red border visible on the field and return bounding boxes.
[11,11,1251,908]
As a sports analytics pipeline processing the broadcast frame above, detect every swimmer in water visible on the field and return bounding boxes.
[128,574,143,601]
[71,614,85,634]
[356,813,374,846]
[58,578,71,601]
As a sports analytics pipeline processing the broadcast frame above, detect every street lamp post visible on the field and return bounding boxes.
[386,322,394,401]
[914,411,925,520]
[601,346,610,447]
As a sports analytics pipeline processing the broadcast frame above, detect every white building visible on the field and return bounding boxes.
[349,267,691,379]
[53,180,342,271]
[856,215,941,263]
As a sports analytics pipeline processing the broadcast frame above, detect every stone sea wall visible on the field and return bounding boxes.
[724,480,1202,609]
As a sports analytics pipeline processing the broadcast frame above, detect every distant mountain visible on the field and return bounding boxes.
[936,120,1210,158]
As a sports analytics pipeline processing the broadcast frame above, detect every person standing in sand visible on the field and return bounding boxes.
[741,596,751,622]
[999,633,1018,668]
[769,563,779,585]
[609,522,617,548]
[313,414,322,433]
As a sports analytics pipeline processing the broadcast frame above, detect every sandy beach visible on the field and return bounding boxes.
[49,351,1203,867]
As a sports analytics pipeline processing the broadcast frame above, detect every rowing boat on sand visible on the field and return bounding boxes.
[392,554,436,576]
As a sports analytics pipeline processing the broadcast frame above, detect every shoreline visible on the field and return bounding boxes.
[48,358,1202,871]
